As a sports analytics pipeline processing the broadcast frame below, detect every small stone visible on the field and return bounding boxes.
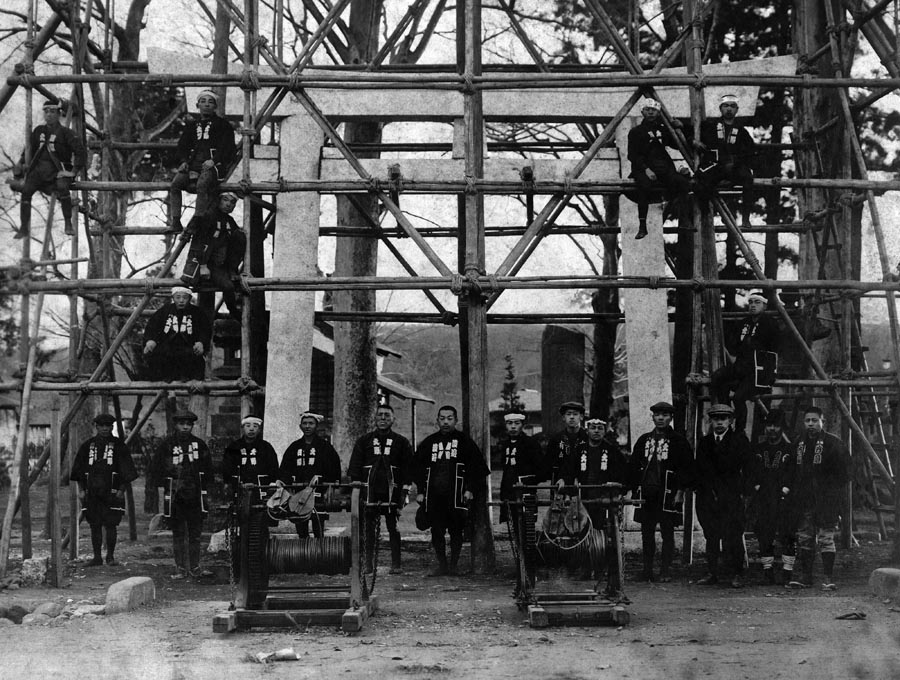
[3,605,28,624]
[22,613,51,626]
[33,602,64,618]
[21,556,49,586]
[7,583,19,591]
[71,604,106,617]
[0,618,14,627]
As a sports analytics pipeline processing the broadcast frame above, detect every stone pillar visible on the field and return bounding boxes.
[264,114,324,456]
[617,118,673,447]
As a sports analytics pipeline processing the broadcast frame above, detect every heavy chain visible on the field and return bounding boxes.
[226,491,239,608]
[359,503,380,601]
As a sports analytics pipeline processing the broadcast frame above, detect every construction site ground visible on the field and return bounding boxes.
[1,481,899,680]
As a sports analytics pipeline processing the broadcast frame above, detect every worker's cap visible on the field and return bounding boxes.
[720,93,739,105]
[585,416,608,426]
[196,89,219,105]
[747,290,768,303]
[173,410,198,422]
[171,286,193,298]
[241,415,263,426]
[299,411,324,423]
[763,409,784,426]
[93,413,116,426]
[558,401,585,415]
[708,403,735,417]
[650,401,675,414]
[638,96,661,111]
[503,413,526,423]
[42,99,63,111]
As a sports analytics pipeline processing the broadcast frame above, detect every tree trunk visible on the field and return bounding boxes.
[331,0,384,461]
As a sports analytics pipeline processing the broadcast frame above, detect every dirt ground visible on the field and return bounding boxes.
[2,490,900,680]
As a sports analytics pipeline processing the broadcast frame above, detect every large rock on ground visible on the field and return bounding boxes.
[869,568,900,599]
[105,577,156,615]
[20,557,48,586]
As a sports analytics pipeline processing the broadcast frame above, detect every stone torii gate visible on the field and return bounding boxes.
[148,48,795,453]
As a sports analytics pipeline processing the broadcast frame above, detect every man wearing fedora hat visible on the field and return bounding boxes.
[746,408,796,585]
[349,404,415,574]
[169,90,236,231]
[148,410,213,579]
[544,401,589,485]
[711,289,780,433]
[280,412,343,539]
[693,403,753,588]
[626,96,692,239]
[629,402,692,582]
[694,93,756,229]
[10,98,86,239]
[70,413,137,566]
[142,286,213,381]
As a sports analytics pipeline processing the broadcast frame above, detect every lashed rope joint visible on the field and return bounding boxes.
[240,67,261,92]
[449,272,465,296]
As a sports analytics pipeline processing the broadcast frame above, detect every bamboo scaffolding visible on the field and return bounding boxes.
[11,71,900,90]
[68,175,900,194]
[9,274,900,295]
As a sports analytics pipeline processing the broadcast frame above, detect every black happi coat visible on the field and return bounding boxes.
[280,435,342,486]
[414,430,490,527]
[499,433,544,501]
[746,434,794,531]
[544,428,589,484]
[698,119,755,169]
[724,313,780,374]
[21,123,86,175]
[789,430,849,526]
[70,435,137,526]
[176,114,236,179]
[143,302,213,380]
[149,434,213,516]
[221,436,280,498]
[627,119,680,178]
[349,429,414,508]
[629,426,692,510]
[562,438,627,497]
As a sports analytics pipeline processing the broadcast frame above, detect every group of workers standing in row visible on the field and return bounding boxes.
[70,385,847,592]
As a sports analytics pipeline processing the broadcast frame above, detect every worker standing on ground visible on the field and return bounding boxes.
[693,404,753,589]
[148,410,213,579]
[414,405,489,577]
[70,413,137,567]
[544,401,589,485]
[349,404,414,574]
[629,402,692,582]
[787,405,849,591]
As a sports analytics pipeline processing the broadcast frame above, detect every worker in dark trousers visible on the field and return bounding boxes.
[349,404,414,574]
[629,401,692,582]
[498,411,543,528]
[746,408,797,585]
[693,404,753,588]
[148,410,213,579]
[70,413,137,566]
[694,93,756,228]
[786,405,849,591]
[626,96,691,239]
[414,405,490,577]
